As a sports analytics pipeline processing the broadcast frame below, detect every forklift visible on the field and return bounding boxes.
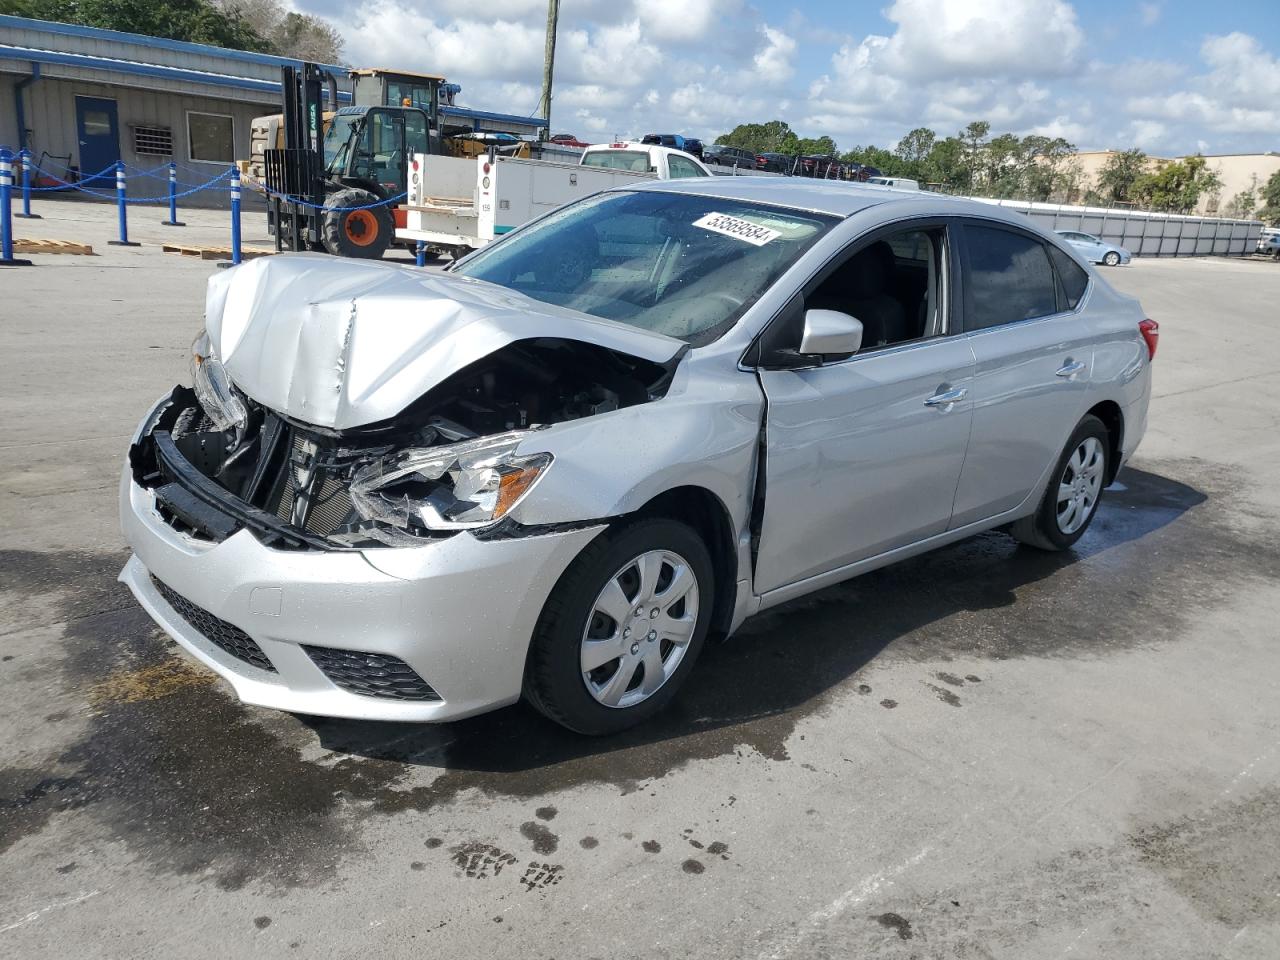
[264,64,440,259]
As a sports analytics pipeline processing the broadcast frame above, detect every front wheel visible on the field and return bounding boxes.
[1102,251,1121,266]
[1010,415,1110,551]
[321,187,393,259]
[524,519,714,735]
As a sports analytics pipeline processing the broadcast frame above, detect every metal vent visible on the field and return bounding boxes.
[133,126,174,157]
[151,576,276,673]
[304,646,441,701]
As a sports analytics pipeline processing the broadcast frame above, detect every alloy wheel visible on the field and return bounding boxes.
[580,550,699,709]
[1056,436,1105,534]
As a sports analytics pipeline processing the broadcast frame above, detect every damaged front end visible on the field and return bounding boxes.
[130,335,678,551]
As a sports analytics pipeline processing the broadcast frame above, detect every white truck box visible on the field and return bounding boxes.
[397,153,654,257]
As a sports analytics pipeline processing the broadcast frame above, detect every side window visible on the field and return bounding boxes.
[1048,244,1090,310]
[962,224,1059,331]
[806,227,947,351]
[667,155,706,178]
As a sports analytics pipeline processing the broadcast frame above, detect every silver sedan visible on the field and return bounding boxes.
[120,179,1155,734]
[1055,229,1132,266]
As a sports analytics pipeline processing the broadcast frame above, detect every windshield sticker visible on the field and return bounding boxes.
[693,212,781,246]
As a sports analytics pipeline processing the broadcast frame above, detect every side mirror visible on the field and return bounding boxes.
[799,309,863,357]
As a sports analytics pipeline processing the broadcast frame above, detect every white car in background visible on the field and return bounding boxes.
[1055,230,1132,266]
[580,142,713,179]
[866,177,920,190]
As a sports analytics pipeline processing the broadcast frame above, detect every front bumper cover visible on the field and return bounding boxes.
[118,398,604,722]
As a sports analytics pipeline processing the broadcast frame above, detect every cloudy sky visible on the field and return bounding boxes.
[296,0,1279,156]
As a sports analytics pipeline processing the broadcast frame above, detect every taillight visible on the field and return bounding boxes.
[1139,319,1159,360]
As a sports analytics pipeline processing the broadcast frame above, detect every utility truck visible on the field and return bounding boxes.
[397,142,711,259]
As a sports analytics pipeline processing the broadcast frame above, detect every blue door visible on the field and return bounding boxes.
[75,96,120,177]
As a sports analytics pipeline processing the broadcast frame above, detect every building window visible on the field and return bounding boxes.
[187,112,234,164]
[133,126,173,157]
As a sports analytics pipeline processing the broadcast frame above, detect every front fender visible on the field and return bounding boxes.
[508,356,763,534]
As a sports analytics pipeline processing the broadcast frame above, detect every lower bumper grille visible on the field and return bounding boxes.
[151,576,276,673]
[303,646,441,701]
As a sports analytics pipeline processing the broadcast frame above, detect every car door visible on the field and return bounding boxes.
[753,221,977,594]
[949,221,1094,528]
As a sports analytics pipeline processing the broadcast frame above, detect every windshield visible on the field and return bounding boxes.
[581,150,652,172]
[453,191,838,344]
[323,114,361,173]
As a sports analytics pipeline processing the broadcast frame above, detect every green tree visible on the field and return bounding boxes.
[961,120,990,189]
[1097,149,1149,205]
[1258,170,1280,224]
[1221,176,1259,219]
[0,0,273,50]
[1133,155,1222,214]
[924,136,968,190]
[715,120,799,155]
[217,0,344,62]
[896,127,936,165]
[795,135,839,157]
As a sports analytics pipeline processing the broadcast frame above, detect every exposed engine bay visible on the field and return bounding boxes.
[130,338,675,550]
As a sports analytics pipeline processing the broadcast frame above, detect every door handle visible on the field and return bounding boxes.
[1056,359,1087,379]
[924,387,967,409]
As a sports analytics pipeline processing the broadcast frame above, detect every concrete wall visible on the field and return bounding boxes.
[1069,149,1280,216]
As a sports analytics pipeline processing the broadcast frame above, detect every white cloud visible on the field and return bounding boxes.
[753,26,797,83]
[635,0,728,43]
[876,0,1084,79]
[1139,2,1161,26]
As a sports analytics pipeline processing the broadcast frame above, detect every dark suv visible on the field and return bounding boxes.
[704,145,755,169]
[755,152,794,173]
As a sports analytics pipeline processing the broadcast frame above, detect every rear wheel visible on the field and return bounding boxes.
[321,187,393,259]
[524,519,713,735]
[1010,415,1110,551]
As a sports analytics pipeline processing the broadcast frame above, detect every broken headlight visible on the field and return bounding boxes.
[190,331,247,434]
[349,431,552,534]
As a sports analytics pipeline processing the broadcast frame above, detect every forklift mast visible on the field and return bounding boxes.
[266,64,337,251]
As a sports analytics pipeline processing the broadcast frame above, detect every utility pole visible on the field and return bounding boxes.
[536,0,559,141]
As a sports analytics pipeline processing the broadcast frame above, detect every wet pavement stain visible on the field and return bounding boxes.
[4,460,1279,891]
[89,659,217,705]
[880,699,898,709]
[519,862,562,890]
[874,913,914,940]
[934,672,966,687]
[682,859,705,875]
[519,820,559,855]
[1129,787,1280,928]
[925,684,963,707]
[578,836,599,849]
[534,805,557,821]
[642,840,661,853]
[451,842,517,879]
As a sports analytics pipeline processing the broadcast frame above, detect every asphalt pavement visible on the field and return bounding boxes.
[2,199,1278,958]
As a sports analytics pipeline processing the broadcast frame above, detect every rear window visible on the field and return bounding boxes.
[582,150,651,172]
[963,224,1060,330]
[1048,245,1090,310]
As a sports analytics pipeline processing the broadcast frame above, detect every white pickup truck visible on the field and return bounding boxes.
[396,142,712,258]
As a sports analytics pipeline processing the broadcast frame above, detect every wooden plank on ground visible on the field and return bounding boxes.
[161,244,274,261]
[14,238,94,256]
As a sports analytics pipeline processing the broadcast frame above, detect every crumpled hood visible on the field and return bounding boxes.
[203,254,684,430]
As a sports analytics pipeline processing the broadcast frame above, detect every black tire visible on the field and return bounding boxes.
[321,187,393,259]
[524,518,714,735]
[1010,414,1110,551]
[1103,251,1121,266]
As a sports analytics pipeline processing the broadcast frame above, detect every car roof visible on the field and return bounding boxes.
[628,176,1038,222]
